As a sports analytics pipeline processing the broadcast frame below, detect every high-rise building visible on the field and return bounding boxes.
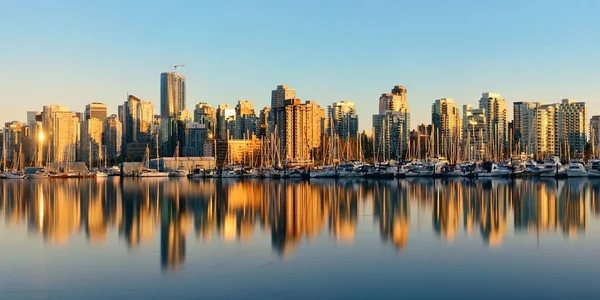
[80,118,103,167]
[42,105,68,162]
[183,122,209,157]
[176,109,192,122]
[520,102,558,157]
[431,98,461,157]
[122,95,155,159]
[52,111,80,163]
[373,112,409,161]
[276,99,324,164]
[462,105,486,160]
[193,102,216,132]
[216,104,236,139]
[591,116,600,157]
[234,100,258,139]
[373,85,410,160]
[513,102,530,151]
[103,114,122,162]
[328,101,359,141]
[269,85,296,136]
[271,85,296,110]
[26,111,42,164]
[85,102,108,121]
[259,107,271,138]
[479,93,507,160]
[557,99,587,156]
[379,85,408,114]
[2,121,22,166]
[160,72,186,117]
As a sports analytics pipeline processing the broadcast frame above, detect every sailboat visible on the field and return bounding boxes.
[169,142,188,177]
[6,145,26,179]
[95,145,109,178]
[138,144,169,177]
[29,134,50,179]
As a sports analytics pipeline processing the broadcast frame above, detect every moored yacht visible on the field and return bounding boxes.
[588,160,600,178]
[566,162,588,178]
[537,156,566,178]
[476,162,511,178]
[169,165,189,177]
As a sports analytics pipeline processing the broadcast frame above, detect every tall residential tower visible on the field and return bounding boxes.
[160,72,186,117]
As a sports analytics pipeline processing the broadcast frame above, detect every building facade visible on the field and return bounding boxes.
[42,104,68,162]
[520,102,558,157]
[431,98,461,158]
[479,93,507,160]
[373,85,410,161]
[276,99,324,164]
[52,111,80,164]
[85,102,108,121]
[103,114,122,162]
[193,102,216,132]
[160,72,186,117]
[183,122,209,157]
[268,85,296,136]
[123,95,155,159]
[557,99,587,156]
[591,116,600,157]
[328,101,359,141]
[205,138,261,166]
[80,117,104,167]
[462,105,486,160]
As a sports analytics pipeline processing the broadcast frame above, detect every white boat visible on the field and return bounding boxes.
[405,165,434,177]
[538,156,566,177]
[436,164,463,177]
[108,166,121,176]
[220,169,241,178]
[588,160,600,178]
[310,166,338,178]
[95,171,109,178]
[138,144,169,178]
[169,166,189,177]
[28,171,49,179]
[477,162,511,178]
[138,168,170,177]
[566,162,588,177]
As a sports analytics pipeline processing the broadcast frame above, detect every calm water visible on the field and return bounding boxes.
[1,177,600,299]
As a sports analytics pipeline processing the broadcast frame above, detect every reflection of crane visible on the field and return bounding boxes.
[171,64,185,72]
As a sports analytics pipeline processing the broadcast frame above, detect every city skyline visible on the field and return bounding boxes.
[3,1,600,131]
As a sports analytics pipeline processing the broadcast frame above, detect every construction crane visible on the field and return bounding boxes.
[171,64,185,72]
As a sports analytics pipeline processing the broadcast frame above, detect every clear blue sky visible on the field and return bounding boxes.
[2,0,599,130]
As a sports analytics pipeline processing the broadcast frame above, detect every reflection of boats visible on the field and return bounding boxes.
[566,162,588,178]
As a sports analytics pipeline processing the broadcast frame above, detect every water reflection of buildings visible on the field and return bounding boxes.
[514,179,587,240]
[0,178,596,271]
